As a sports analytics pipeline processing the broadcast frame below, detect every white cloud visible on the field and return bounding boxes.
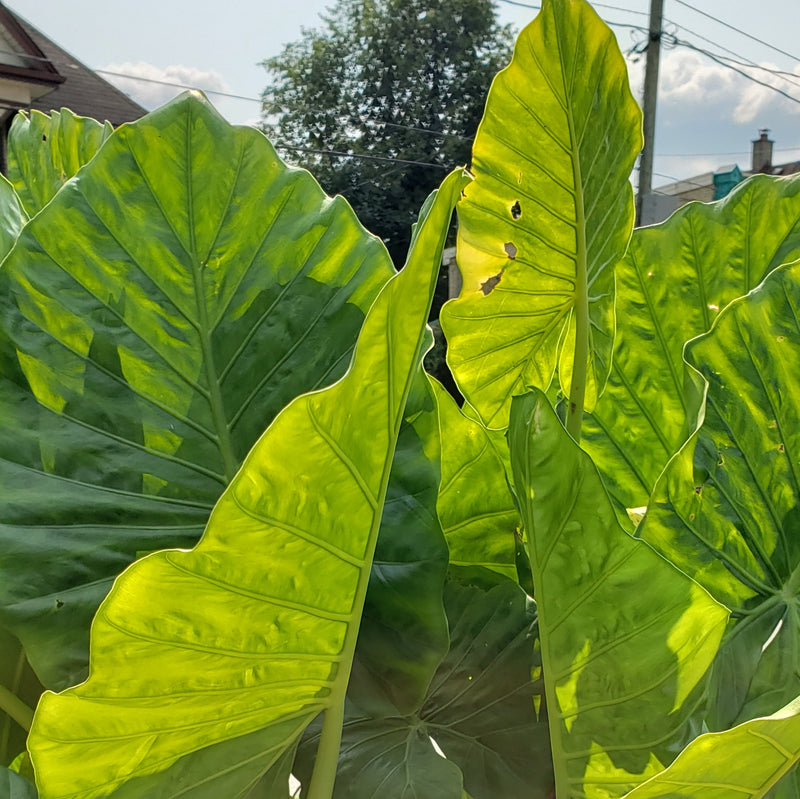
[654,49,800,124]
[100,61,228,110]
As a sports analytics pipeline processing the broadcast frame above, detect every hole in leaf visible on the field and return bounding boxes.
[511,200,521,219]
[42,134,47,142]
[55,598,64,609]
[504,241,517,259]
[694,486,703,494]
[480,271,503,295]
[778,442,785,453]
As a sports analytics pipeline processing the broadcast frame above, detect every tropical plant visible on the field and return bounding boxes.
[1,1,800,798]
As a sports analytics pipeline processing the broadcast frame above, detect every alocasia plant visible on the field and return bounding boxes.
[2,0,800,797]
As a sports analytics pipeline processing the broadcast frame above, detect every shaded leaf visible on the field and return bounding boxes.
[583,173,800,524]
[0,628,41,768]
[0,92,393,690]
[350,368,450,715]
[621,696,800,799]
[7,108,113,216]
[0,767,37,799]
[27,167,467,799]
[295,566,554,799]
[640,261,800,727]
[509,389,728,799]
[442,0,642,427]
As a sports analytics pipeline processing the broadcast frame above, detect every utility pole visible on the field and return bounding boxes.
[636,0,664,226]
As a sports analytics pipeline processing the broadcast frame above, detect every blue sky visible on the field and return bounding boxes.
[8,0,800,187]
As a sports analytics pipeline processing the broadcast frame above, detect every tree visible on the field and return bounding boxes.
[260,0,513,271]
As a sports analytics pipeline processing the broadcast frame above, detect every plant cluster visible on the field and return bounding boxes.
[1,1,800,798]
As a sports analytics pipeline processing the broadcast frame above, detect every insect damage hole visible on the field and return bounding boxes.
[504,241,517,259]
[510,200,521,220]
[481,271,503,295]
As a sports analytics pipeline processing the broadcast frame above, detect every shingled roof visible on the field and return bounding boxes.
[0,2,145,125]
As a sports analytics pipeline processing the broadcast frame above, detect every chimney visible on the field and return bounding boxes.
[752,128,774,173]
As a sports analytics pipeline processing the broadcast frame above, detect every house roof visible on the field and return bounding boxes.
[0,3,145,125]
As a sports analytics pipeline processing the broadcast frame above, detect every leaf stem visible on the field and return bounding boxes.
[0,683,34,733]
[305,693,346,799]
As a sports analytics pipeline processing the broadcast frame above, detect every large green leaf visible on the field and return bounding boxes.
[27,168,467,799]
[7,108,113,216]
[441,0,642,429]
[0,175,27,262]
[640,261,800,728]
[294,566,553,799]
[583,173,800,524]
[0,92,394,690]
[508,389,728,799]
[621,696,800,799]
[432,382,518,580]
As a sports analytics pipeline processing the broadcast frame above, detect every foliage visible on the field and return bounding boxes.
[0,1,799,798]
[261,0,513,267]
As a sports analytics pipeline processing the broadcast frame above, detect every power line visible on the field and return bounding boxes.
[274,144,449,170]
[494,0,647,31]
[670,0,800,64]
[94,69,261,103]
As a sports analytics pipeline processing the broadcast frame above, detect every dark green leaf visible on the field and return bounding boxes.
[295,566,554,799]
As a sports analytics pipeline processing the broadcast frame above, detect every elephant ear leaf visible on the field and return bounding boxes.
[0,91,394,692]
[27,168,468,799]
[7,108,113,215]
[583,173,800,525]
[442,0,641,429]
[640,260,800,729]
[508,389,728,799]
[621,696,800,799]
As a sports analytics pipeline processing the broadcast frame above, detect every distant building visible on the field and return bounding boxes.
[0,2,145,170]
[640,129,800,226]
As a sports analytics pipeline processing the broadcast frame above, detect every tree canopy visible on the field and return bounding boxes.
[261,0,513,270]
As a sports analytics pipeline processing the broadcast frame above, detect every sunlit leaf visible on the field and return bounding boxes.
[7,108,113,216]
[0,92,394,690]
[509,389,728,799]
[442,0,642,428]
[621,696,800,799]
[641,261,800,728]
[27,168,467,799]
[583,173,800,524]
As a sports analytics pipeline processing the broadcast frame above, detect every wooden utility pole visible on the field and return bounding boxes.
[636,0,664,226]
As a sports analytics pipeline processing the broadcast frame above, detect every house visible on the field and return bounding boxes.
[0,2,145,170]
[641,130,800,226]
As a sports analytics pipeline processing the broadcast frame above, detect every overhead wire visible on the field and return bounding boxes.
[669,0,800,64]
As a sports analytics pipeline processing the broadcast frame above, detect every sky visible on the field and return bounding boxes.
[6,0,800,189]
